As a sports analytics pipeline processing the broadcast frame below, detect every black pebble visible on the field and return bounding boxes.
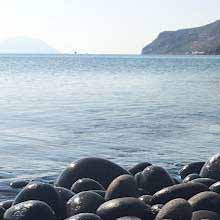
[13,182,62,218]
[55,157,129,189]
[179,162,205,179]
[155,198,192,220]
[96,197,153,220]
[151,182,208,205]
[66,191,105,217]
[140,166,174,195]
[188,191,220,214]
[190,177,217,187]
[71,178,105,193]
[4,200,56,220]
[10,180,29,189]
[105,175,138,200]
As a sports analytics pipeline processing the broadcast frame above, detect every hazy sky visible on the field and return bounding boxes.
[0,0,220,54]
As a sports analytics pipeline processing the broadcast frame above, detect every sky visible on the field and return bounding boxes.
[0,0,220,54]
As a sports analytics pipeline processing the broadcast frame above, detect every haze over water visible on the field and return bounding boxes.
[0,54,220,192]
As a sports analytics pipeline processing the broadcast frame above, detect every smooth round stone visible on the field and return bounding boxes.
[10,180,29,189]
[0,206,5,219]
[96,197,153,220]
[55,186,75,219]
[129,162,152,175]
[192,210,220,220]
[65,213,102,220]
[200,154,220,180]
[179,162,205,179]
[105,175,138,201]
[151,204,163,215]
[190,177,217,187]
[210,181,220,193]
[55,157,129,189]
[13,182,62,218]
[71,178,105,193]
[183,174,201,183]
[4,200,56,220]
[139,195,153,205]
[189,191,220,214]
[155,198,192,220]
[140,166,174,195]
[0,200,14,210]
[151,182,208,205]
[66,191,105,217]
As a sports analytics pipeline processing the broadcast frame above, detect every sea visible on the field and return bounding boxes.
[0,54,220,200]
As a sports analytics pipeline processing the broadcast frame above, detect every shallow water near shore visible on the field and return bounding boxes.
[0,54,220,200]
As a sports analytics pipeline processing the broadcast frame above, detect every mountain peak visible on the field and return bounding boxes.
[0,36,59,54]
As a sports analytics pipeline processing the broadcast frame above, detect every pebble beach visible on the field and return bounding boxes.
[1,154,220,219]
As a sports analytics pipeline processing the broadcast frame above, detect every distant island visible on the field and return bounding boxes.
[0,36,59,54]
[142,20,220,55]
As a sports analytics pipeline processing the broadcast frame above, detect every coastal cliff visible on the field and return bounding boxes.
[142,20,220,55]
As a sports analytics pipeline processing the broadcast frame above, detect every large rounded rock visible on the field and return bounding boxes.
[71,178,105,193]
[105,175,138,201]
[65,213,102,220]
[96,197,153,220]
[210,181,220,193]
[179,162,205,179]
[129,162,152,175]
[55,187,75,219]
[56,158,129,189]
[155,198,192,220]
[192,210,220,220]
[190,178,217,187]
[140,166,174,195]
[200,154,220,180]
[13,182,62,218]
[189,191,220,214]
[151,182,208,204]
[66,191,105,217]
[4,200,56,220]
[183,174,200,183]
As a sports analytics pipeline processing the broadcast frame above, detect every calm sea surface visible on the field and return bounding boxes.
[0,54,220,199]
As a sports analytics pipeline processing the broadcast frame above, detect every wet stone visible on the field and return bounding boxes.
[9,180,29,189]
[4,200,56,220]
